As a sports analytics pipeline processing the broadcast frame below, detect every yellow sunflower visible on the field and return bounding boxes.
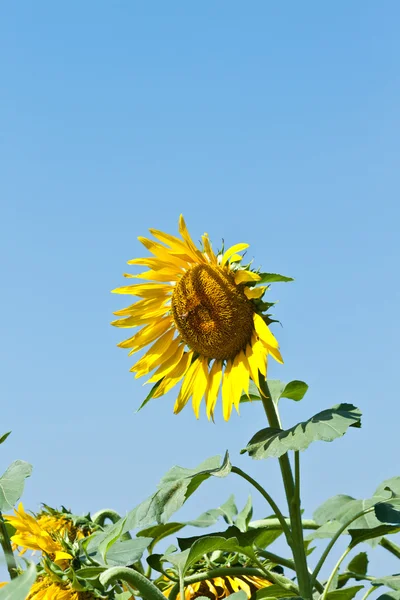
[4,503,73,564]
[112,215,283,420]
[20,575,97,600]
[163,574,272,600]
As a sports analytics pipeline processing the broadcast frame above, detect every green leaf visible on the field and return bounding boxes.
[224,593,248,600]
[136,380,163,412]
[325,586,364,600]
[255,585,298,598]
[187,495,238,528]
[376,593,400,600]
[374,577,400,591]
[137,522,185,548]
[306,521,343,540]
[347,552,368,575]
[314,495,356,525]
[116,593,133,600]
[277,380,308,402]
[105,537,153,566]
[0,460,33,511]
[75,566,106,579]
[0,562,36,600]
[349,525,400,546]
[0,432,11,445]
[375,477,400,497]
[242,404,361,459]
[98,517,127,561]
[375,499,400,525]
[123,454,231,532]
[235,496,253,532]
[240,380,308,405]
[257,273,294,283]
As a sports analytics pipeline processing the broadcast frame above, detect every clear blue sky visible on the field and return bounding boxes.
[1,0,399,584]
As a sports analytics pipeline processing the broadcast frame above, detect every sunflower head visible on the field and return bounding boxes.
[163,574,272,600]
[113,216,287,420]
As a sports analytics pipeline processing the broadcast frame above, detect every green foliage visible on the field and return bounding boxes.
[242,404,361,459]
[240,379,308,405]
[257,273,294,283]
[0,460,32,511]
[324,586,364,600]
[0,562,36,600]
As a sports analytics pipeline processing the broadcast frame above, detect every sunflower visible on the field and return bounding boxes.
[4,503,74,564]
[112,215,283,420]
[19,575,97,600]
[163,574,272,600]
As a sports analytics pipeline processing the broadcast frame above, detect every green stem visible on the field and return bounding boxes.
[311,506,375,584]
[167,567,271,600]
[252,553,299,594]
[361,585,378,600]
[249,518,318,531]
[0,512,18,580]
[256,548,324,594]
[260,377,313,600]
[100,567,166,600]
[91,508,132,541]
[231,466,292,543]
[380,536,400,559]
[321,546,352,600]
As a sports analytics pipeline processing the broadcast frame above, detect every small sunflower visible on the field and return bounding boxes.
[4,503,78,563]
[163,574,272,600]
[112,215,283,420]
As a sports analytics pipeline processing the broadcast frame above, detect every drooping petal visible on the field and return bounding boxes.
[192,358,209,418]
[234,270,261,285]
[222,360,234,421]
[152,351,193,398]
[244,286,266,299]
[205,360,223,420]
[173,358,203,414]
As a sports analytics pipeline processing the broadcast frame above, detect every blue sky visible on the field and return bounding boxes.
[1,0,399,584]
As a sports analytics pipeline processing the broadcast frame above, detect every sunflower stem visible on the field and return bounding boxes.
[0,511,18,580]
[100,566,166,600]
[259,376,313,600]
[231,466,293,544]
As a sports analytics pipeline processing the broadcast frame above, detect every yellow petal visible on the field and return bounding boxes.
[118,317,172,350]
[132,330,178,375]
[178,215,205,261]
[234,270,261,285]
[54,551,73,562]
[113,296,169,317]
[229,253,244,263]
[191,358,209,418]
[268,346,284,364]
[202,233,217,263]
[111,306,169,328]
[205,360,223,420]
[174,358,202,414]
[129,269,180,282]
[139,237,191,269]
[221,243,249,266]
[244,286,266,300]
[111,283,172,297]
[152,351,193,397]
[253,313,279,349]
[147,343,185,383]
[222,360,234,421]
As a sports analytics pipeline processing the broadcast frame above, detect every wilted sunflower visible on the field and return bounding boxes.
[4,503,77,564]
[112,216,284,420]
[163,574,272,600]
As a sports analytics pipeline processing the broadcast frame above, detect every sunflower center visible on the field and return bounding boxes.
[171,264,254,360]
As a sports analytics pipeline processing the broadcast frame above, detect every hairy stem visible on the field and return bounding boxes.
[0,512,18,580]
[231,466,292,543]
[260,377,313,600]
[380,536,400,559]
[100,567,166,600]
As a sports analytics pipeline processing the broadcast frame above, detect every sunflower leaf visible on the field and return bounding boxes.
[240,380,308,405]
[0,460,33,511]
[324,586,364,600]
[257,273,294,283]
[241,404,361,459]
[136,380,163,412]
[0,562,36,600]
